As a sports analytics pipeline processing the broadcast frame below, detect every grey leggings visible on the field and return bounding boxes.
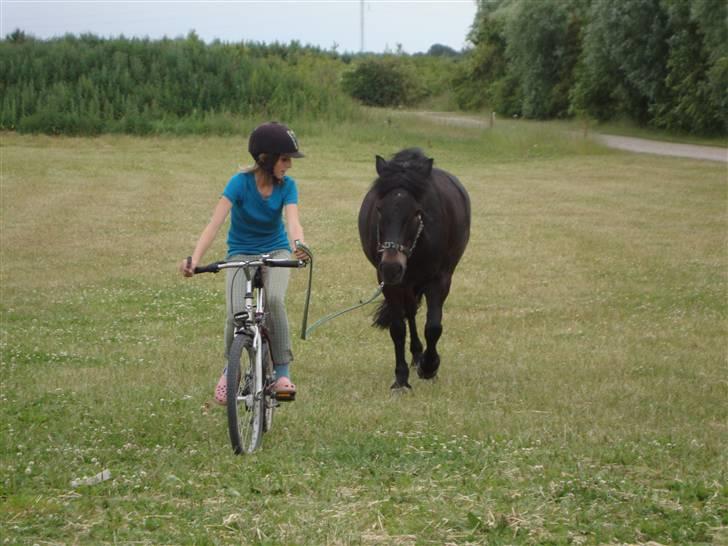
[224,249,293,366]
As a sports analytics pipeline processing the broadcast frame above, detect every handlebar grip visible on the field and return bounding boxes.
[194,261,224,274]
[264,259,304,268]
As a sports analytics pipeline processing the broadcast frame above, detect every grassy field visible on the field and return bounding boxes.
[1,113,726,545]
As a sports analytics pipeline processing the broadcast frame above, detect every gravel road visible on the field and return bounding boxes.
[593,134,726,163]
[412,111,727,163]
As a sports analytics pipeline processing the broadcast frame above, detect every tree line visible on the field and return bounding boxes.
[0,31,359,134]
[0,30,462,135]
[456,0,726,135]
[1,0,726,137]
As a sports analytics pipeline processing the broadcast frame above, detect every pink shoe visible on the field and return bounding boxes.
[269,376,296,401]
[214,372,227,405]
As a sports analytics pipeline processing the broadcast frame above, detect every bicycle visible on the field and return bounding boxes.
[191,253,308,454]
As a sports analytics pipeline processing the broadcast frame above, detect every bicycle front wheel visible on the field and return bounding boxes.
[261,340,275,433]
[227,335,264,454]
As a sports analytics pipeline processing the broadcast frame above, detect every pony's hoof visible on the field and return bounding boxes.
[416,355,440,380]
[390,381,412,391]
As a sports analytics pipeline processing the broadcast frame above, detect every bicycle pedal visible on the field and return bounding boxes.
[274,392,296,402]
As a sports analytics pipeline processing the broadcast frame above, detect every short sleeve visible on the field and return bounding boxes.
[283,177,299,205]
[222,173,244,205]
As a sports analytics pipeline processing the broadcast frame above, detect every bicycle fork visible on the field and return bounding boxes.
[232,274,267,408]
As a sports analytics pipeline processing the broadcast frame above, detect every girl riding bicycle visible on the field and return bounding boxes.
[180,121,308,403]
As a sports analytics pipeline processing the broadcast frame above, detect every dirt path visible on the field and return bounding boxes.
[593,134,726,163]
[412,111,727,163]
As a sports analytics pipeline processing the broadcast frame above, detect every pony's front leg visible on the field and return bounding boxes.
[418,277,451,380]
[389,317,411,389]
[407,314,424,371]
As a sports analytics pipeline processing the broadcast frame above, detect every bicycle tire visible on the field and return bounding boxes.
[261,340,275,433]
[227,335,264,454]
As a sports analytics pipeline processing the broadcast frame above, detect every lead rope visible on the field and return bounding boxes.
[296,241,314,339]
[302,283,384,340]
[295,241,384,340]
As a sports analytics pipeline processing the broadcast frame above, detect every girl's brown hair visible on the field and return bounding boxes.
[242,153,283,185]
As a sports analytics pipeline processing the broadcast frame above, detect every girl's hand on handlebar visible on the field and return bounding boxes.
[180,256,197,277]
[294,240,310,262]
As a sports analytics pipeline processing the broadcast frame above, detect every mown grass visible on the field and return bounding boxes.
[1,113,726,545]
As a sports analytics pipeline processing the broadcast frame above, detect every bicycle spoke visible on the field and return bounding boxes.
[227,336,264,454]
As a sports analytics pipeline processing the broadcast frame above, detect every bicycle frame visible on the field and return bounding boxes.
[233,266,267,407]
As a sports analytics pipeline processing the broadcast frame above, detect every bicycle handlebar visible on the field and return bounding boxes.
[193,261,224,274]
[191,256,306,275]
[187,245,314,342]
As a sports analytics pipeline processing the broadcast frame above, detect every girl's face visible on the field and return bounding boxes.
[274,156,292,180]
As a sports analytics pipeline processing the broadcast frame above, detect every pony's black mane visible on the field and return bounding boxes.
[373,148,434,200]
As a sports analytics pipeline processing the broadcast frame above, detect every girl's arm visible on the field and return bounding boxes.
[284,203,307,260]
[180,196,232,276]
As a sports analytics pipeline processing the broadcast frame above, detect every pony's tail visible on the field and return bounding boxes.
[372,300,394,329]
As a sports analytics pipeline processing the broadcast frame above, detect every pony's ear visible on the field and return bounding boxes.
[375,155,387,175]
[425,158,434,176]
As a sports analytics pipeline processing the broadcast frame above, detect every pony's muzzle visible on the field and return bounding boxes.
[379,250,407,285]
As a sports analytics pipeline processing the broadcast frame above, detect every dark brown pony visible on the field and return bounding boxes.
[358,148,471,389]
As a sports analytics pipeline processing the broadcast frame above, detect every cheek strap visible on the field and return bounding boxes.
[377,215,424,257]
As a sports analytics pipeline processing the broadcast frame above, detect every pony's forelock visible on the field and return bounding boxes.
[373,148,434,200]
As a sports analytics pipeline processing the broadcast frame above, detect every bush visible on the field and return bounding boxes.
[341,59,410,107]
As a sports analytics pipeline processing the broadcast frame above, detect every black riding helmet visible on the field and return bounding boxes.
[248,121,304,161]
[248,122,304,182]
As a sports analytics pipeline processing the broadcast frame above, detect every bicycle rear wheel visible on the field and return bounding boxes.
[226,335,264,454]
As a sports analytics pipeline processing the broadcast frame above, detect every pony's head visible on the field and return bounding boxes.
[372,149,432,285]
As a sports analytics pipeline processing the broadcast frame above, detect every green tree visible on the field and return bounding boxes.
[505,0,585,118]
[682,0,727,133]
[427,44,460,57]
[651,0,724,133]
[454,0,513,111]
[571,0,670,123]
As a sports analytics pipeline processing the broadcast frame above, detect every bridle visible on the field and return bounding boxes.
[377,214,424,258]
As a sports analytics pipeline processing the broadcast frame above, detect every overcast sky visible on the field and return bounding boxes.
[1,1,479,54]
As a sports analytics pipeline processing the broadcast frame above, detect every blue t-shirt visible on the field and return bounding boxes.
[222,171,298,257]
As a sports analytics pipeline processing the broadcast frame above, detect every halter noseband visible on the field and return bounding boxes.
[377,215,424,258]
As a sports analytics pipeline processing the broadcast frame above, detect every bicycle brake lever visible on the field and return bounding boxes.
[294,240,313,260]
